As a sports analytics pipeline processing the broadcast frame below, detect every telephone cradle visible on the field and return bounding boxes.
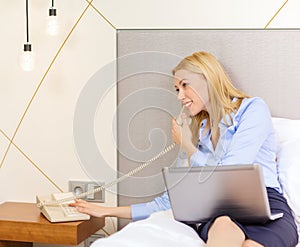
[36,192,90,223]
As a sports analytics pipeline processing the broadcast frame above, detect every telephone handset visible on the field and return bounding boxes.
[36,106,185,222]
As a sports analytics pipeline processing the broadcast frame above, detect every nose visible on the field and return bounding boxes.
[177,88,185,101]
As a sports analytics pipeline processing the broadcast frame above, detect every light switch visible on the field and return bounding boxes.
[69,180,105,202]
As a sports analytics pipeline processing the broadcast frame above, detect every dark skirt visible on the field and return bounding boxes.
[196,188,299,247]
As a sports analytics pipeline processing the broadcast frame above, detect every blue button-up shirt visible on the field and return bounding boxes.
[131,97,281,221]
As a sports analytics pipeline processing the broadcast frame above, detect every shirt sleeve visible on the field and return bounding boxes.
[221,98,273,164]
[130,191,171,221]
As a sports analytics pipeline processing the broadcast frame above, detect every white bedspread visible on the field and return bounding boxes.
[92,209,300,246]
[92,210,205,247]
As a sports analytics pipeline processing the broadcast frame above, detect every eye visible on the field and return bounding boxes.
[175,88,179,93]
[182,82,188,88]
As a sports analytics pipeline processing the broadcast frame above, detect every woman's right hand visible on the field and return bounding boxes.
[69,199,110,217]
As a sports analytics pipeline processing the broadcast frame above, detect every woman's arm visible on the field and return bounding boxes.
[70,190,171,221]
[69,199,132,219]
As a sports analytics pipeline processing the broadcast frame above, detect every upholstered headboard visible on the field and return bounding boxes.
[116,29,300,227]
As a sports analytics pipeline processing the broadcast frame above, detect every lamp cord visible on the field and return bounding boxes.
[26,0,29,43]
[52,0,54,8]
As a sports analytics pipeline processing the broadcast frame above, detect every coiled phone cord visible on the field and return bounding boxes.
[37,106,184,208]
[37,142,176,207]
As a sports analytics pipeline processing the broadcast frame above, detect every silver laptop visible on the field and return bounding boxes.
[162,164,283,224]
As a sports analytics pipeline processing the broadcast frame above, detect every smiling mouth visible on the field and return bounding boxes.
[184,101,192,108]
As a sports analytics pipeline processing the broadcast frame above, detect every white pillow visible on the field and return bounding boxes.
[272,117,300,240]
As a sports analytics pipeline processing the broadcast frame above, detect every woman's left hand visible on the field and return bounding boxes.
[172,113,192,147]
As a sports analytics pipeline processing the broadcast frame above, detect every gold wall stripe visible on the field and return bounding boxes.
[264,0,289,28]
[0,0,95,169]
[84,0,117,30]
[0,128,63,192]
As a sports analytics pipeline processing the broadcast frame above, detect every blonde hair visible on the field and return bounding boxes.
[173,51,249,145]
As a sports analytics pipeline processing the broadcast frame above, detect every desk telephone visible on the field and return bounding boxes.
[36,107,185,222]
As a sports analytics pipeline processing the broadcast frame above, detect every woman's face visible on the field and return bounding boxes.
[174,69,210,116]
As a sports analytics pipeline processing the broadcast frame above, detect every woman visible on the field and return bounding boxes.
[70,51,298,247]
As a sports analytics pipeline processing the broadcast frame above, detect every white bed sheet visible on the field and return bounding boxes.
[92,210,205,247]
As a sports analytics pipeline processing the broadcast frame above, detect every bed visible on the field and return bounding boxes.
[95,30,300,246]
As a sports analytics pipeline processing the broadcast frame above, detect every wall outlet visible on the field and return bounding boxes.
[69,180,105,202]
[85,234,105,247]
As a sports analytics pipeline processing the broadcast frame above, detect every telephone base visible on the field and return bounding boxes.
[36,192,90,223]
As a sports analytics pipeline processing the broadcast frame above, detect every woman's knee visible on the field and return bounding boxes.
[210,216,240,232]
[242,239,264,247]
[207,216,245,243]
[212,216,235,230]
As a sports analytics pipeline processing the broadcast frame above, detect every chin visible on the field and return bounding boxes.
[189,110,199,117]
[189,106,203,117]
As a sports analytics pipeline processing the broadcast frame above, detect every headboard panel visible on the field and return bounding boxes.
[118,29,300,119]
[117,29,300,227]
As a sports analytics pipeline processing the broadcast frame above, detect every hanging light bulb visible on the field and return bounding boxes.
[47,0,59,35]
[19,43,35,71]
[19,0,35,71]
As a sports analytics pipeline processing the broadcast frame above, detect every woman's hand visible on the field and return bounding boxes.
[172,113,197,157]
[172,113,192,146]
[69,199,109,217]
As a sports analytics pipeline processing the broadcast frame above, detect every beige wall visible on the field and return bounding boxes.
[0,0,299,246]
